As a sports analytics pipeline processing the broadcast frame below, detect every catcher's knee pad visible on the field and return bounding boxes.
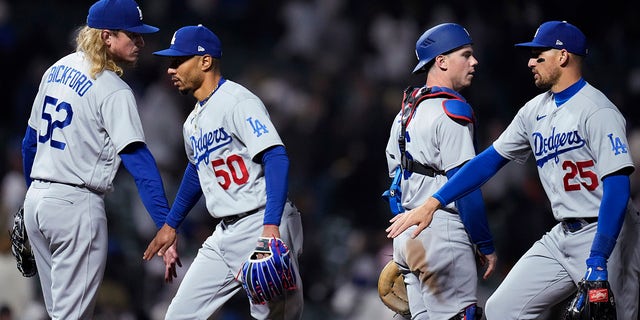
[450,304,483,320]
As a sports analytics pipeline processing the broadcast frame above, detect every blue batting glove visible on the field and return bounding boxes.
[584,256,607,281]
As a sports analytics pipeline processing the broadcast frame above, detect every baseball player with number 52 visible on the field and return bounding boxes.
[142,25,304,319]
[387,21,640,319]
[20,0,177,319]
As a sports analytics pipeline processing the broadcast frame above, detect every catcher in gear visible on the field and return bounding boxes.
[10,206,37,277]
[382,22,496,319]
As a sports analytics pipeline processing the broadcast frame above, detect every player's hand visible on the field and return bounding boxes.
[386,197,441,238]
[478,252,498,280]
[143,223,177,260]
[163,240,182,283]
[256,225,281,259]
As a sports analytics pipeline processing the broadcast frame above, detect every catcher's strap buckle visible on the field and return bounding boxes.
[400,156,445,177]
[382,166,405,215]
[562,217,597,233]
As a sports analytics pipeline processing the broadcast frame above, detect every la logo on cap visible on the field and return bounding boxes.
[136,6,142,20]
[170,32,177,45]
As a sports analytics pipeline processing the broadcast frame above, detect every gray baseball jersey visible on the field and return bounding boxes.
[486,82,639,319]
[492,82,633,220]
[183,80,283,218]
[166,79,304,320]
[23,51,145,319]
[385,95,480,319]
[27,52,145,193]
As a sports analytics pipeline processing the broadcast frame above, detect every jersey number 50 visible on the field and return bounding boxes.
[39,95,73,150]
[212,155,249,189]
[562,160,598,191]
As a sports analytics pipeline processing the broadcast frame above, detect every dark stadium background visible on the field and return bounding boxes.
[1,0,639,319]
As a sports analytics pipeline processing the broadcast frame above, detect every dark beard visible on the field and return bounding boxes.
[535,80,551,90]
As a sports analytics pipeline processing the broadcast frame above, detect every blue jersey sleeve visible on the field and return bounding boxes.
[262,145,289,226]
[433,145,510,205]
[21,126,37,188]
[448,166,495,255]
[119,143,170,228]
[165,162,203,229]
[589,174,629,260]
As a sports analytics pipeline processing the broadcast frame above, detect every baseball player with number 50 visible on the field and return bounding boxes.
[143,25,304,319]
[387,21,640,319]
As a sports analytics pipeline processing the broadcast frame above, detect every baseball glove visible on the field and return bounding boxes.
[9,206,37,277]
[564,279,616,320]
[240,237,297,304]
[378,259,410,318]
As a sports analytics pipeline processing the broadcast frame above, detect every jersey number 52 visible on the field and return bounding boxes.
[39,95,73,150]
[212,155,249,189]
[562,159,598,191]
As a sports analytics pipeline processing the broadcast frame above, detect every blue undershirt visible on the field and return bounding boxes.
[119,142,170,228]
[447,166,495,255]
[164,162,202,229]
[590,175,628,260]
[553,78,585,106]
[262,145,289,225]
[21,126,37,187]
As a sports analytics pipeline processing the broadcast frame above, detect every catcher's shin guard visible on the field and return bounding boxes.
[451,304,483,320]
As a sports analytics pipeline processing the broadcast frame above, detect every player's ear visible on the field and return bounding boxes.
[101,30,113,44]
[559,49,569,65]
[435,54,447,70]
[200,54,213,71]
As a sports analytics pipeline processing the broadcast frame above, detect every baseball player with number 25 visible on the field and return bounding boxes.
[387,21,640,319]
[20,0,178,319]
[143,24,304,320]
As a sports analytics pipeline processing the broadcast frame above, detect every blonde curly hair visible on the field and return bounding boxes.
[75,26,123,79]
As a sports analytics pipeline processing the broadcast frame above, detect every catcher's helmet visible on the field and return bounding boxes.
[412,23,473,74]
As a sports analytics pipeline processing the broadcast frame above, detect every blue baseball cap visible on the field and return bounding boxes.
[87,0,158,34]
[153,25,222,58]
[515,21,587,56]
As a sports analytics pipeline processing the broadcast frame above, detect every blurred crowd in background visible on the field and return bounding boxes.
[1,0,640,319]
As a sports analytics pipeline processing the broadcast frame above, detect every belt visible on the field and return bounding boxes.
[222,208,260,226]
[35,179,102,194]
[562,217,598,233]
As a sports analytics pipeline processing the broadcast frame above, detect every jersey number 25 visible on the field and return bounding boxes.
[562,160,598,191]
